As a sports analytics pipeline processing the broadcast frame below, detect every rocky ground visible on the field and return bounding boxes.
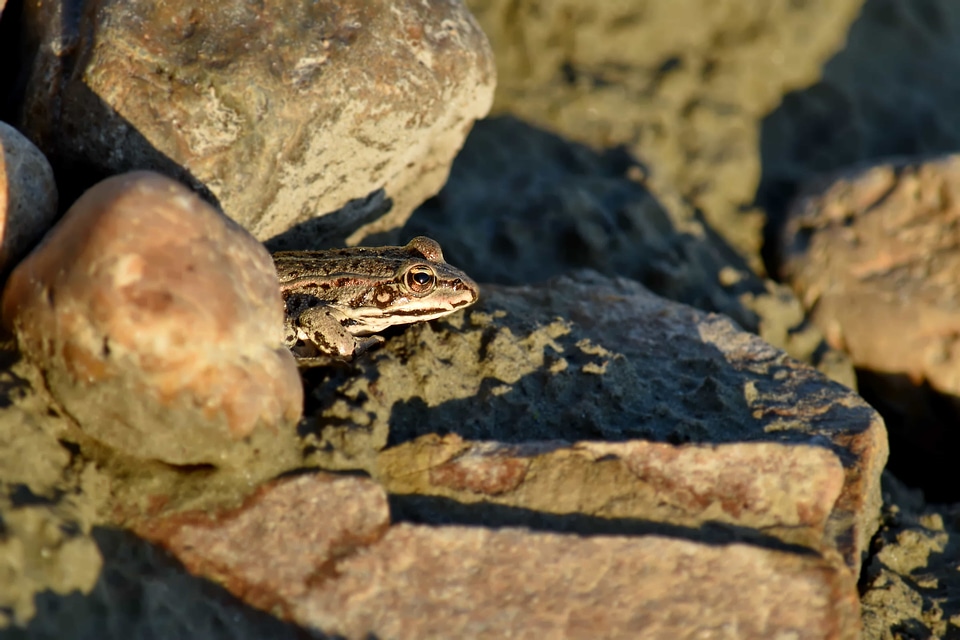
[0,0,958,638]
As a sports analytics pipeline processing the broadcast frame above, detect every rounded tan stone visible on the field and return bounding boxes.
[779,155,960,400]
[1,171,302,465]
[0,121,57,276]
[777,155,960,498]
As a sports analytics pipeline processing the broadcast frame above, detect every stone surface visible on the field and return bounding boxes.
[777,154,960,500]
[464,0,864,264]
[300,273,887,574]
[779,154,960,393]
[1,171,302,466]
[0,404,102,628]
[0,120,57,276]
[758,1,960,245]
[860,473,960,639]
[15,0,495,245]
[388,116,855,386]
[135,466,860,639]
[380,437,846,555]
[293,525,860,640]
[16,528,305,639]
[135,472,391,614]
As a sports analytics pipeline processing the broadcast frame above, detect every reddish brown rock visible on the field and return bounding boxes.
[0,121,57,276]
[135,472,390,614]
[1,171,301,465]
[17,0,495,245]
[295,525,859,640]
[136,467,859,639]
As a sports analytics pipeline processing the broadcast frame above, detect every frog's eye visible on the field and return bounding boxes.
[404,265,436,294]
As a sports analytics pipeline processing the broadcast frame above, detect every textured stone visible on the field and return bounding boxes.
[1,171,301,465]
[135,468,860,639]
[381,437,846,554]
[293,525,860,640]
[16,0,495,245]
[135,473,390,615]
[302,272,887,573]
[860,474,960,639]
[464,0,864,262]
[0,121,57,276]
[0,406,102,628]
[777,154,960,500]
[395,117,855,385]
[779,154,960,394]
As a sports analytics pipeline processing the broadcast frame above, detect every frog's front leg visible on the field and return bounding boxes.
[290,306,383,360]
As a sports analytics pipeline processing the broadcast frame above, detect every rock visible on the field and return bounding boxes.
[464,0,864,263]
[0,500,102,628]
[15,0,495,245]
[380,437,846,555]
[0,120,57,277]
[301,272,887,575]
[859,473,960,639]
[136,471,860,639]
[777,154,960,500]
[779,154,960,390]
[135,472,390,614]
[295,525,860,640]
[1,171,302,466]
[393,116,856,387]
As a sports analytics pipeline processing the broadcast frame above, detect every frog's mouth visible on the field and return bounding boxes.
[346,285,479,336]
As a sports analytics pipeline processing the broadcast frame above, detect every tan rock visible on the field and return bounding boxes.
[1,171,302,465]
[778,154,960,499]
[0,121,57,277]
[17,0,495,245]
[779,154,960,394]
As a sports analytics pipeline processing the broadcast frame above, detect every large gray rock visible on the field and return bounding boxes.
[16,0,495,245]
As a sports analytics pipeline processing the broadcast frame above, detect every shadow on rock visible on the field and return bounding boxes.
[371,115,850,382]
[389,493,821,557]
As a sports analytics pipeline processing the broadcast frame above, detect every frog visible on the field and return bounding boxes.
[272,236,479,362]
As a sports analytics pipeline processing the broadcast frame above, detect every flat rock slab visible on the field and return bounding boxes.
[138,471,860,639]
[381,438,846,555]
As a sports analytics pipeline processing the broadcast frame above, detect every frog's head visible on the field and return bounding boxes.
[348,237,479,334]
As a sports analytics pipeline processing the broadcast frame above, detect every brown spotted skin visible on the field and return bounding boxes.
[272,237,479,360]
